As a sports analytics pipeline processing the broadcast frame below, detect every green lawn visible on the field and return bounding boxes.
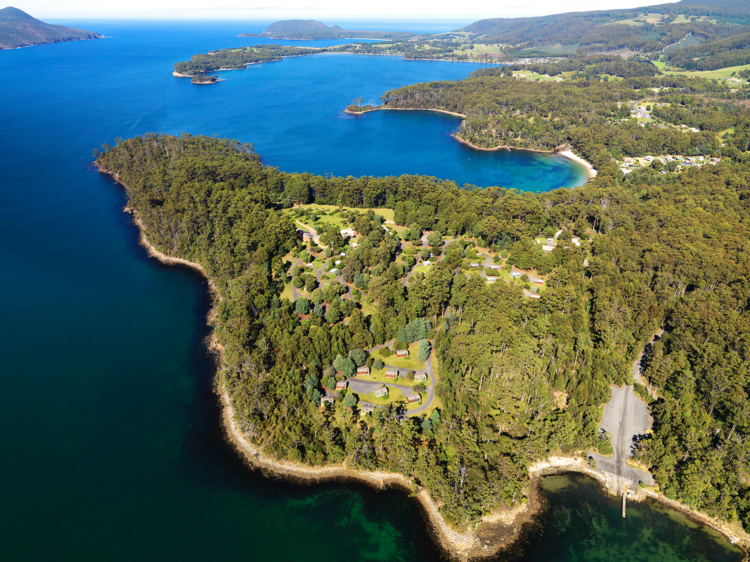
[356,386,406,406]
[381,342,425,371]
[353,367,424,387]
[662,63,750,81]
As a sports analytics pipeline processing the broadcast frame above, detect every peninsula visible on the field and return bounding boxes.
[95,120,750,556]
[0,6,100,50]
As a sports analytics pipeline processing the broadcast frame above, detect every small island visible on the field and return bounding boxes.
[239,19,417,41]
[0,6,101,50]
[191,74,220,85]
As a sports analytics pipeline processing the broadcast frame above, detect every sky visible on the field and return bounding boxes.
[15,0,679,21]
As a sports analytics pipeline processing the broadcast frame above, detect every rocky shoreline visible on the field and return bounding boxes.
[99,163,748,561]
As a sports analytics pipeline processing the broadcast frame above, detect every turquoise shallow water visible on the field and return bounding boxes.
[0,19,741,562]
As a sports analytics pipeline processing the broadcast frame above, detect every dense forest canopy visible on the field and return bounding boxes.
[359,73,750,176]
[95,122,750,531]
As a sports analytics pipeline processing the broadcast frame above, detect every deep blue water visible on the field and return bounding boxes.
[0,19,740,562]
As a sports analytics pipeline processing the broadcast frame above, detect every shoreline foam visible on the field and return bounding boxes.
[99,164,748,561]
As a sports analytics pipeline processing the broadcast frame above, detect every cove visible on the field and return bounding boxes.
[0,18,739,562]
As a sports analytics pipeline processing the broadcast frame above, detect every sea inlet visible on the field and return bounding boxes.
[0,18,740,561]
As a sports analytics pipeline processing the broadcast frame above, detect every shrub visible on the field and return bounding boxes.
[343,392,358,408]
[407,370,415,380]
[380,348,392,358]
[394,341,408,351]
[521,274,529,283]
[373,359,384,370]
[414,383,426,393]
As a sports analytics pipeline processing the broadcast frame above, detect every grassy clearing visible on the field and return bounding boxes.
[357,386,405,406]
[662,63,750,81]
[280,281,294,302]
[353,367,421,387]
[292,203,394,222]
[380,342,425,371]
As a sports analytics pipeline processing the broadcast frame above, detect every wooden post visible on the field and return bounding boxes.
[622,486,628,518]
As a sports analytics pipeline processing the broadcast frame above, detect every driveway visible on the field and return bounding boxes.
[347,349,437,416]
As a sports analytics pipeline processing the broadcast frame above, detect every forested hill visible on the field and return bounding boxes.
[455,0,750,54]
[0,7,100,50]
[96,131,750,534]
[364,72,750,175]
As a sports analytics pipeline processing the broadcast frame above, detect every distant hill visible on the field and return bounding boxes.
[456,0,750,55]
[0,6,101,50]
[240,19,416,41]
[263,20,343,34]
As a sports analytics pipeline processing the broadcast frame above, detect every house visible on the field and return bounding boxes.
[335,381,348,391]
[534,280,544,285]
[554,229,563,239]
[414,373,427,382]
[645,155,654,162]
[335,260,341,265]
[385,368,399,379]
[546,238,555,245]
[542,245,556,253]
[571,237,581,247]
[510,271,522,278]
[321,395,334,406]
[307,262,314,268]
[406,394,421,404]
[469,263,480,269]
[330,268,339,275]
[356,366,370,376]
[395,349,409,358]
[350,241,359,248]
[423,260,431,266]
[486,277,497,283]
[374,387,388,397]
[340,252,346,257]
[360,403,376,415]
[489,264,501,270]
[340,228,357,238]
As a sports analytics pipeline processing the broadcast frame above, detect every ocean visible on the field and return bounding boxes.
[0,19,741,561]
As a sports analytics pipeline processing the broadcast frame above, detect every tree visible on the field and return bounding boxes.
[342,358,356,377]
[418,338,432,362]
[427,231,444,248]
[373,359,384,370]
[295,297,310,315]
[343,392,358,408]
[325,306,342,324]
[349,348,367,366]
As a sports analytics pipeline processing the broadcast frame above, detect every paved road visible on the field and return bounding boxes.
[591,385,655,494]
[347,349,436,416]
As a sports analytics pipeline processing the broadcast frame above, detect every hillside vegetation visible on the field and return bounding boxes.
[95,125,750,531]
[0,6,100,50]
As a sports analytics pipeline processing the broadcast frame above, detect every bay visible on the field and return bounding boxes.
[0,19,740,562]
